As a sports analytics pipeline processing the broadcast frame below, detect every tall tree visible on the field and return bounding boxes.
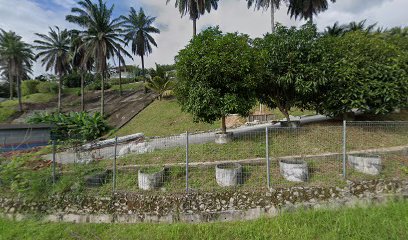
[0,29,34,111]
[288,0,336,23]
[324,22,347,36]
[121,7,159,93]
[66,0,130,116]
[34,26,71,112]
[246,0,283,33]
[166,0,219,36]
[70,30,93,111]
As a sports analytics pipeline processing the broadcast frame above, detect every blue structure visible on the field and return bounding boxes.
[0,124,53,152]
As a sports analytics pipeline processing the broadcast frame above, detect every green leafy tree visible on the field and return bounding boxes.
[175,27,256,133]
[34,26,71,112]
[314,31,408,117]
[288,0,336,23]
[66,0,130,116]
[246,0,283,33]
[324,22,347,36]
[121,7,160,92]
[254,24,325,122]
[166,0,219,36]
[0,29,34,111]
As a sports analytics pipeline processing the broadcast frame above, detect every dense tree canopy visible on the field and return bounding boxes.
[253,24,326,121]
[314,31,408,117]
[174,27,256,133]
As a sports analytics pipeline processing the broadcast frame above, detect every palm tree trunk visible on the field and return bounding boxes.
[57,73,62,113]
[118,51,122,96]
[193,18,197,36]
[80,71,84,112]
[101,72,105,116]
[221,115,227,134]
[270,0,275,33]
[141,55,147,93]
[8,69,13,100]
[17,75,22,112]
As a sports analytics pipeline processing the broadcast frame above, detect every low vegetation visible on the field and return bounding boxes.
[115,99,220,137]
[1,201,407,239]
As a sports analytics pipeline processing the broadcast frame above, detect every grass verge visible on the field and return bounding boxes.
[0,200,407,240]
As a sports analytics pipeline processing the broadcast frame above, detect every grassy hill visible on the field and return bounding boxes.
[115,99,221,137]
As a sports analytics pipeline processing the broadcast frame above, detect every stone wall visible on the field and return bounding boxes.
[1,179,407,224]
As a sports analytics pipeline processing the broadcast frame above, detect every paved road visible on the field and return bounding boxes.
[49,115,332,164]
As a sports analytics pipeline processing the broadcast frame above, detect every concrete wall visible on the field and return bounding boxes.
[0,179,407,224]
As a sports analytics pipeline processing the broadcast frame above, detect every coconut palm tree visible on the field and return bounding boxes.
[121,7,160,93]
[246,0,283,33]
[34,26,71,112]
[66,0,131,116]
[324,22,347,36]
[146,63,175,100]
[166,0,219,36]
[347,20,377,33]
[287,0,336,23]
[0,29,34,111]
[70,30,94,111]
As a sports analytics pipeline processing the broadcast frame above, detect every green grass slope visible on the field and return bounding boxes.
[115,99,220,137]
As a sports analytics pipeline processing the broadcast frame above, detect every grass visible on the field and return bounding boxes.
[116,99,221,137]
[110,82,144,91]
[1,200,408,240]
[0,93,56,122]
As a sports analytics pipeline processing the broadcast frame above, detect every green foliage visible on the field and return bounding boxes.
[253,24,325,121]
[62,71,94,88]
[21,80,41,96]
[315,31,408,117]
[27,112,109,141]
[174,27,256,130]
[36,81,58,94]
[84,78,111,91]
[109,77,135,85]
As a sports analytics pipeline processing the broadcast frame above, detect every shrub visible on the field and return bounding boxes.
[37,81,59,94]
[21,80,40,96]
[28,112,109,142]
[84,79,111,91]
[63,72,95,88]
[110,78,135,85]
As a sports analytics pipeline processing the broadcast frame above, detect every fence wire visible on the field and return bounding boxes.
[1,121,407,197]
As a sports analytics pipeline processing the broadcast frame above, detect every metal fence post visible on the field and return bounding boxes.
[342,120,347,179]
[113,136,118,193]
[185,131,189,193]
[266,127,271,188]
[52,140,56,184]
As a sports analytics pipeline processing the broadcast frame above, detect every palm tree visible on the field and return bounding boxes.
[34,26,71,112]
[246,0,283,33]
[66,0,130,116]
[324,22,347,36]
[0,29,34,111]
[121,7,160,92]
[287,0,336,23]
[70,30,94,111]
[347,20,377,33]
[146,63,174,100]
[166,0,219,36]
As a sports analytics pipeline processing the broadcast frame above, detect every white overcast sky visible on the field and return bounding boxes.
[0,0,407,76]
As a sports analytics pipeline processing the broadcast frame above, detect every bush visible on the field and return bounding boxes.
[0,83,16,98]
[28,112,109,142]
[21,80,40,96]
[109,78,135,85]
[84,79,111,91]
[63,72,95,88]
[37,81,59,94]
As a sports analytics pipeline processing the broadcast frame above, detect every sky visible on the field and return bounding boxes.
[0,0,407,77]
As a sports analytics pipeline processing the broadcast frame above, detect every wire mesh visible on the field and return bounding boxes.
[345,121,408,182]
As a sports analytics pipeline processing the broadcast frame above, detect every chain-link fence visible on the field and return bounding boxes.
[1,121,407,197]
